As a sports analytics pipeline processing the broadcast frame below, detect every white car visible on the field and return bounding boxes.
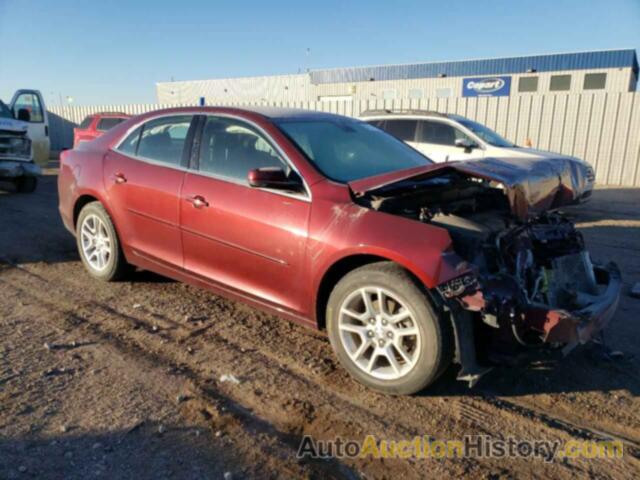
[361,110,595,196]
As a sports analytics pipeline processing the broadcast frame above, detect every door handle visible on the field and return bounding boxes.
[112,173,127,184]
[186,195,209,209]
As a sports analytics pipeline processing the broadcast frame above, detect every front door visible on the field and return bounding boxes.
[10,90,50,166]
[103,114,195,269]
[415,120,483,162]
[180,115,311,314]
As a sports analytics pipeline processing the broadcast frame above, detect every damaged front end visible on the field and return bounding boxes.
[352,162,622,385]
[438,216,621,353]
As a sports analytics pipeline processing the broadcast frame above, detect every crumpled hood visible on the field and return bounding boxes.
[349,156,593,220]
[0,117,28,134]
[495,146,588,164]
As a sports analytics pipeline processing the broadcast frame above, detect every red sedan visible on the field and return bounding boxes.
[73,112,130,148]
[58,107,620,394]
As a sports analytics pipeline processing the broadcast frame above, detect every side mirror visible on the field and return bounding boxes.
[455,138,477,151]
[248,167,303,192]
[16,108,31,122]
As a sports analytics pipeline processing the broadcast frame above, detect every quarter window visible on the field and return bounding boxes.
[116,126,142,156]
[550,75,571,91]
[136,115,192,166]
[518,76,538,93]
[383,120,417,142]
[12,93,44,123]
[584,73,607,90]
[198,116,287,183]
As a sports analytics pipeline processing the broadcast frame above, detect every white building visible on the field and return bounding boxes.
[156,49,638,105]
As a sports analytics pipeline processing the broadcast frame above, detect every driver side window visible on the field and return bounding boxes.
[13,93,44,123]
[418,121,471,146]
[198,116,288,184]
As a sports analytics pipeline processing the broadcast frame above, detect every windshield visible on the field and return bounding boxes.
[0,101,14,119]
[276,118,432,182]
[457,118,515,147]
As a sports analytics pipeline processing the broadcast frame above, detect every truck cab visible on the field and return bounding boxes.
[0,90,47,193]
[9,89,50,166]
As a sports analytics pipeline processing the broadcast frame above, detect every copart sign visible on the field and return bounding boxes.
[462,76,511,97]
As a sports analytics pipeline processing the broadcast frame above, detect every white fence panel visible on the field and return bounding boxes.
[48,92,640,186]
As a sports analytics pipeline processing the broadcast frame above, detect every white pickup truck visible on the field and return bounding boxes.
[0,90,49,193]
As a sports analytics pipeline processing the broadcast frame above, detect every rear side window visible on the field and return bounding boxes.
[136,115,193,166]
[97,117,126,131]
[79,116,94,129]
[198,116,287,183]
[383,120,417,142]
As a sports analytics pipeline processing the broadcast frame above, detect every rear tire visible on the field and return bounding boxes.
[76,202,130,281]
[326,262,452,395]
[15,176,37,193]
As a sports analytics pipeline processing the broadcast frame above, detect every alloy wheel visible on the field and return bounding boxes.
[338,286,421,380]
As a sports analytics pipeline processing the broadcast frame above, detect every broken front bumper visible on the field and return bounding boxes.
[531,263,621,345]
[444,262,622,347]
[0,160,41,179]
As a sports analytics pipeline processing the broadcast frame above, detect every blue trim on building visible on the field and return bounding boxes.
[309,49,639,85]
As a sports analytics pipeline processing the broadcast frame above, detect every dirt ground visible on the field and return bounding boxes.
[1,167,639,479]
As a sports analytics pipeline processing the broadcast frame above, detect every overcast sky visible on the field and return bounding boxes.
[0,0,639,106]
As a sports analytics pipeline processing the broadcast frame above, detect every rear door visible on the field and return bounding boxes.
[415,120,482,162]
[180,115,311,314]
[103,114,196,269]
[10,90,50,165]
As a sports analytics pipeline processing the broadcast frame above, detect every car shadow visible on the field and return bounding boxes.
[0,421,357,479]
[421,343,640,398]
[0,423,229,479]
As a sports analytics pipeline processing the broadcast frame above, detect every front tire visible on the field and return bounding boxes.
[326,262,452,395]
[76,202,130,281]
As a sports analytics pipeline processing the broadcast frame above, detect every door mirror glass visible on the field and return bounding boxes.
[248,167,303,192]
[16,108,31,122]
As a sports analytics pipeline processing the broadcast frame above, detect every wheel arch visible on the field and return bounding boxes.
[73,194,100,228]
[314,253,433,330]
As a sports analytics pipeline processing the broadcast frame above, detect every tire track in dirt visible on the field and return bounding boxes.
[0,275,359,480]
[4,260,638,478]
[1,264,465,478]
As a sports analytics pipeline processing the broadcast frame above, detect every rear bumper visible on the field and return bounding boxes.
[0,160,41,179]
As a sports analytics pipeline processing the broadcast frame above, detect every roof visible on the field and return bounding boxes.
[310,49,639,84]
[129,105,348,121]
[360,109,448,118]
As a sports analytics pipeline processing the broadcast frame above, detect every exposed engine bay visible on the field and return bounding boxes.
[355,168,621,381]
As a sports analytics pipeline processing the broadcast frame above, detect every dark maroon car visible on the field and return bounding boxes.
[58,107,620,394]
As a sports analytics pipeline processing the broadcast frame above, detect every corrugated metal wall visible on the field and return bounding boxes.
[309,49,639,84]
[48,91,640,186]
